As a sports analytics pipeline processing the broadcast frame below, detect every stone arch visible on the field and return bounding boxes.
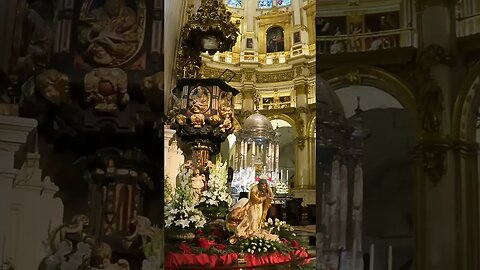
[266,113,296,133]
[307,115,316,137]
[453,61,480,142]
[320,65,420,136]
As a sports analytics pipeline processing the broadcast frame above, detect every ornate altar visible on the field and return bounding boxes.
[12,0,165,268]
[170,78,239,172]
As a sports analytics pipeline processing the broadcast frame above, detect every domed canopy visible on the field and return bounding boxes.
[240,112,276,141]
[243,113,273,132]
[316,75,345,122]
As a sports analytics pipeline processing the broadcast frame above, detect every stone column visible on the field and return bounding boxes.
[164,127,184,191]
[241,86,255,116]
[164,0,187,110]
[415,1,460,269]
[293,82,309,189]
[0,116,63,270]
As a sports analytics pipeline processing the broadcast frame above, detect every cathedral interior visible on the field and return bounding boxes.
[316,0,480,270]
[0,0,478,269]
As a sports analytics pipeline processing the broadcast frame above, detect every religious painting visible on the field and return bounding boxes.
[246,38,253,49]
[279,96,291,108]
[316,16,347,54]
[266,26,285,53]
[364,11,400,51]
[293,31,301,44]
[262,97,274,109]
[77,0,147,67]
[188,86,211,114]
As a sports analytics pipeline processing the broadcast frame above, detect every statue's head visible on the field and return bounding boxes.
[258,178,268,192]
[105,0,125,17]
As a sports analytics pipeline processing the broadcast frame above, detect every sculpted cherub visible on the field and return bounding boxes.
[122,216,155,248]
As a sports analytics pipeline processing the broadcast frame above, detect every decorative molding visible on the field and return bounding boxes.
[414,139,451,184]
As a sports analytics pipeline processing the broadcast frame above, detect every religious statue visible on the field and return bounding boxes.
[91,242,130,270]
[226,178,279,243]
[192,169,206,203]
[78,0,145,66]
[188,86,211,113]
[123,216,155,248]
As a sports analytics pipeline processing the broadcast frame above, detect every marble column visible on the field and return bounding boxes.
[164,127,184,192]
[0,116,63,270]
[164,0,187,110]
[241,86,255,115]
[293,83,309,189]
[415,1,460,269]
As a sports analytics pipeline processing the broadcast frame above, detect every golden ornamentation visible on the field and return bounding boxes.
[78,0,146,66]
[176,0,239,78]
[257,72,294,83]
[241,88,256,100]
[84,68,129,112]
[220,118,233,133]
[226,179,278,243]
[209,115,222,125]
[175,114,187,126]
[293,111,305,136]
[346,69,361,85]
[188,86,211,114]
[414,139,451,184]
[295,136,306,150]
[35,70,71,104]
[191,114,205,128]
[219,91,233,117]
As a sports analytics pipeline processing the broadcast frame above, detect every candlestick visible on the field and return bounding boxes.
[388,245,392,270]
[369,244,374,270]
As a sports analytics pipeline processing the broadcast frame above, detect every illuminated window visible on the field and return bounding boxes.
[258,0,273,9]
[276,0,291,6]
[227,0,242,8]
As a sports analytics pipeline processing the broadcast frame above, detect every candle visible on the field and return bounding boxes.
[388,245,392,270]
[369,244,374,270]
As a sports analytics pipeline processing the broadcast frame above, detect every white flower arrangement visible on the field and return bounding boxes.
[274,179,289,194]
[239,236,278,255]
[142,226,163,270]
[198,157,233,213]
[231,167,256,193]
[265,218,296,237]
[164,166,206,230]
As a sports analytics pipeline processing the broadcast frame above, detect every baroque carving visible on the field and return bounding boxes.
[35,69,71,104]
[84,68,129,112]
[78,0,146,66]
[414,141,450,184]
[411,44,454,135]
[257,71,294,83]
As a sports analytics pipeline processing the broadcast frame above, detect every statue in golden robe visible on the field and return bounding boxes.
[226,178,279,243]
[78,0,144,66]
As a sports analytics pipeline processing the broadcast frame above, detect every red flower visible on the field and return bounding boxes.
[198,237,216,249]
[255,177,260,182]
[281,238,289,244]
[215,244,227,250]
[291,240,300,248]
[197,229,203,235]
[178,243,191,254]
